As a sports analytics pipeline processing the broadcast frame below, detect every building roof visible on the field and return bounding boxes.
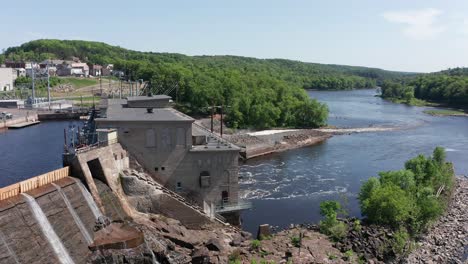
[40,59,64,65]
[127,95,171,101]
[96,99,194,122]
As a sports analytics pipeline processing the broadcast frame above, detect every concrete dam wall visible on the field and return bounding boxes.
[0,176,99,263]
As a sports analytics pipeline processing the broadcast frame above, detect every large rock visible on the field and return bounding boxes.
[205,238,223,251]
[257,224,271,239]
[191,247,210,264]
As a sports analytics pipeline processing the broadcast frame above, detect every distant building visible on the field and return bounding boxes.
[71,63,89,77]
[57,62,72,76]
[0,68,16,91]
[102,64,113,76]
[95,95,249,224]
[4,61,26,69]
[88,64,102,76]
[24,62,39,77]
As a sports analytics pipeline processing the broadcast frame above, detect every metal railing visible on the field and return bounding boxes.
[192,122,238,149]
[75,138,118,154]
[215,199,252,213]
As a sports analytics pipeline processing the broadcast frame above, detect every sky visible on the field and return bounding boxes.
[1,0,468,72]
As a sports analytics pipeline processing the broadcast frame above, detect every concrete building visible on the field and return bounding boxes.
[89,64,103,76]
[95,95,249,223]
[0,67,16,91]
[71,63,89,77]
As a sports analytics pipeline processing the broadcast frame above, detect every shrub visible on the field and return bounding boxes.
[228,249,242,263]
[359,147,454,233]
[391,228,410,255]
[290,236,301,247]
[319,200,348,241]
[251,239,261,250]
[344,250,354,260]
[352,219,362,232]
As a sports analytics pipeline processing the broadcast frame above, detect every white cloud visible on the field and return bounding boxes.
[382,8,445,40]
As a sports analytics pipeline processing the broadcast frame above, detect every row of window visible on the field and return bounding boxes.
[145,128,186,148]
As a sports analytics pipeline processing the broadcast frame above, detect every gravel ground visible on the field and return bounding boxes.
[406,177,468,264]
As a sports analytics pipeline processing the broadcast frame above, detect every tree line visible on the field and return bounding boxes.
[381,73,468,107]
[1,39,409,128]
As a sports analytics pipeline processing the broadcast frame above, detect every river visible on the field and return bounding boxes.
[0,120,83,187]
[239,89,468,234]
[1,90,467,235]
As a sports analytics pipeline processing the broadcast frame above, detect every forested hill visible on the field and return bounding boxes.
[381,67,468,107]
[1,39,410,129]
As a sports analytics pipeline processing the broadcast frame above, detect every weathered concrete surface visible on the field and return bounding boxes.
[0,195,59,264]
[0,108,38,129]
[406,177,468,264]
[71,143,132,218]
[0,177,97,264]
[90,223,144,250]
[227,129,331,160]
[121,171,211,229]
[31,180,91,263]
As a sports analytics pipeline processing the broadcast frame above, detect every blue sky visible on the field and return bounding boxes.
[1,0,468,72]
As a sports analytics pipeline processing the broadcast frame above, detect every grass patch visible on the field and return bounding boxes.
[423,109,467,116]
[60,77,98,88]
[387,97,439,107]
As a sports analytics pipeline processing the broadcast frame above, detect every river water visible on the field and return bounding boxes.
[239,89,468,234]
[1,90,467,236]
[0,120,83,187]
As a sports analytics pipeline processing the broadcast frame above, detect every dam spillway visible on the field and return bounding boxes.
[0,170,100,264]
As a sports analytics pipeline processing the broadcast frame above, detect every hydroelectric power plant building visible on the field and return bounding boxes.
[95,95,250,223]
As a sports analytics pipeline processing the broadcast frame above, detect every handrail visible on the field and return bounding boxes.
[75,138,118,154]
[192,122,238,148]
[0,167,70,201]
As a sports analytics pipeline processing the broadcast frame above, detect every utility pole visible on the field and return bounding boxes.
[99,76,102,95]
[31,62,36,106]
[47,63,51,110]
[220,104,224,138]
[210,103,214,133]
[119,79,122,99]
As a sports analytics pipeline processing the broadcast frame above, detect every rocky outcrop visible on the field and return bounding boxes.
[336,220,395,263]
[406,177,468,264]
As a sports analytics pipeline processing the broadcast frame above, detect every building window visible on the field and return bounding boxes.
[155,167,158,171]
[161,167,165,171]
[222,191,229,204]
[161,128,171,148]
[176,128,185,146]
[146,129,156,147]
[199,171,211,188]
[176,182,182,192]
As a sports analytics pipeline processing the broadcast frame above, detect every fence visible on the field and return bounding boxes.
[0,167,70,201]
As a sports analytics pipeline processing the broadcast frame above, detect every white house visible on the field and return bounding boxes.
[0,68,16,91]
[71,63,89,77]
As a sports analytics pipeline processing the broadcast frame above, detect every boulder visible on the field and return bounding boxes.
[257,224,271,240]
[206,238,223,251]
[191,247,210,264]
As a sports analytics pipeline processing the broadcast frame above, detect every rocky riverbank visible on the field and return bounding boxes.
[227,129,331,159]
[406,177,468,264]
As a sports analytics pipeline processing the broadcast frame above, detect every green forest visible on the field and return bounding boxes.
[381,68,468,107]
[1,39,410,128]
